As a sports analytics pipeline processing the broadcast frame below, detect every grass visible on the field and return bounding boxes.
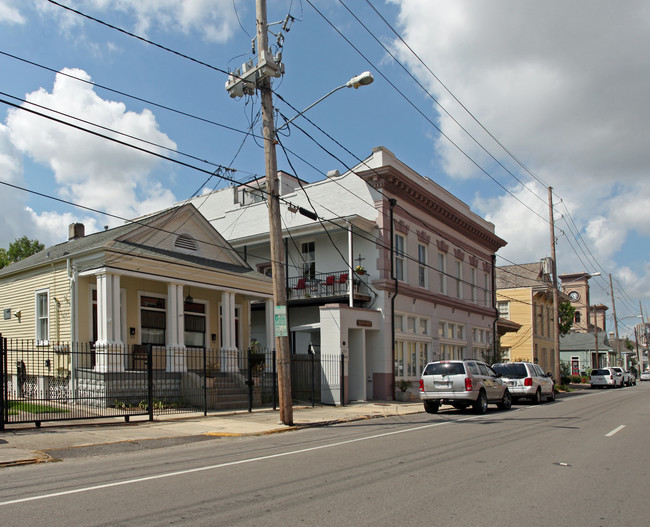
[7,401,69,415]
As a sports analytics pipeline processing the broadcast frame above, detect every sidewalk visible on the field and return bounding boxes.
[0,401,425,467]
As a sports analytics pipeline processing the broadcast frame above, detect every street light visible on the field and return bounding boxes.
[275,71,374,132]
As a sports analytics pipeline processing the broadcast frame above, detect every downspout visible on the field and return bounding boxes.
[492,254,498,360]
[67,258,77,388]
[390,199,398,400]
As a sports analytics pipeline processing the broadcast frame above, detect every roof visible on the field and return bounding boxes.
[496,263,552,289]
[0,204,263,279]
[560,331,614,352]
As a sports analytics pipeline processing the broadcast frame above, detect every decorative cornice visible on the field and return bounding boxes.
[483,261,491,272]
[436,240,449,253]
[394,220,409,235]
[469,255,479,267]
[361,165,507,252]
[417,230,431,244]
[454,248,465,261]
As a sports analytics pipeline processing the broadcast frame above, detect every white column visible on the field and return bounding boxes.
[166,283,186,372]
[95,272,124,372]
[221,292,237,371]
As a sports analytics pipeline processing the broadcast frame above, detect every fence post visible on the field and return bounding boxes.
[247,348,254,412]
[203,347,207,416]
[273,348,277,411]
[311,351,315,408]
[147,344,154,421]
[340,353,345,407]
[1,335,5,432]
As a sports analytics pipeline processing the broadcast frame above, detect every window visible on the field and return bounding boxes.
[395,234,405,281]
[471,268,477,303]
[455,259,463,298]
[575,311,581,324]
[407,316,416,333]
[497,301,510,319]
[141,295,166,345]
[483,272,490,306]
[35,289,49,343]
[301,242,315,279]
[438,253,447,294]
[419,318,429,335]
[184,301,206,348]
[394,314,404,332]
[418,244,427,288]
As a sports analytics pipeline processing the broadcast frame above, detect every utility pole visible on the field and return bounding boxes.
[609,273,620,367]
[257,0,292,425]
[548,187,561,383]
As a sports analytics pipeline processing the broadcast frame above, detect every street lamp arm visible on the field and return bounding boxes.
[275,71,373,133]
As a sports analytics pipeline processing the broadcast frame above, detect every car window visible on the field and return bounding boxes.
[592,369,609,376]
[477,363,491,376]
[466,362,479,375]
[486,365,499,377]
[533,365,545,377]
[492,363,527,378]
[423,362,465,376]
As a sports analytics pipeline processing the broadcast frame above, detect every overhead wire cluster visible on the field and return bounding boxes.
[0,0,643,323]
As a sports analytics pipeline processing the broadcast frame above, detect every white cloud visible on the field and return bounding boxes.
[391,0,650,301]
[5,68,177,239]
[0,0,25,24]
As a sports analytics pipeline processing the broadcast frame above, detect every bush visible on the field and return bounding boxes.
[560,376,571,385]
[569,375,582,384]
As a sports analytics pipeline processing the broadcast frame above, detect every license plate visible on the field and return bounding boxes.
[434,381,451,389]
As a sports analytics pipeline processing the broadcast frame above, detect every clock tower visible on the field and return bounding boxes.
[559,272,597,332]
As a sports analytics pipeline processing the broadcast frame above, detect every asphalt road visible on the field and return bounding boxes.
[1,383,648,526]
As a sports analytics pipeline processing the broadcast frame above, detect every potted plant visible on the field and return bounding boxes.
[354,265,366,275]
[395,379,412,401]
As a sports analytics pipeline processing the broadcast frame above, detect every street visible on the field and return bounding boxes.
[1,383,649,526]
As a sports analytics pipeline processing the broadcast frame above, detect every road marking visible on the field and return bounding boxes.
[606,425,626,437]
[1,417,473,506]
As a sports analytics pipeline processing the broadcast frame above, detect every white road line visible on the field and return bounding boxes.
[606,425,626,437]
[0,418,464,506]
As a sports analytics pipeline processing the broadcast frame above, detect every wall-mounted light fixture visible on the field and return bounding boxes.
[14,309,21,322]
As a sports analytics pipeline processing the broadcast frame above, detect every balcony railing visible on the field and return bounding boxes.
[287,270,370,301]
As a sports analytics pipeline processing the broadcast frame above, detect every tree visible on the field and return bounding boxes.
[0,236,44,269]
[558,301,575,337]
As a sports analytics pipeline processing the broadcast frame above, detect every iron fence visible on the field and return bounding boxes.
[0,335,343,430]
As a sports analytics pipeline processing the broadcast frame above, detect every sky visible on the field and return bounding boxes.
[1,0,649,332]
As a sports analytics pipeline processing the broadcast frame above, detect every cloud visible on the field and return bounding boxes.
[37,0,240,43]
[0,0,25,24]
[5,68,177,239]
[390,0,650,302]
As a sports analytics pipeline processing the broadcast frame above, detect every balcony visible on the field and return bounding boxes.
[287,271,371,303]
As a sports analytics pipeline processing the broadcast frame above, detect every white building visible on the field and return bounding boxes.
[187,146,506,401]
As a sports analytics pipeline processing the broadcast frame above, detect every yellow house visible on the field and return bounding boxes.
[496,262,564,374]
[0,203,273,376]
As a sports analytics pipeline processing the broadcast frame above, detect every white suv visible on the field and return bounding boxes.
[491,362,555,403]
[419,360,512,414]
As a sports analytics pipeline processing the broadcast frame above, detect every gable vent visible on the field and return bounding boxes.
[174,234,198,252]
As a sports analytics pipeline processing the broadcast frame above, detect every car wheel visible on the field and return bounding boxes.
[533,388,542,404]
[497,389,512,410]
[423,400,440,414]
[547,388,556,402]
[473,391,488,414]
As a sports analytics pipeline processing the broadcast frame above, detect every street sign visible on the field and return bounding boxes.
[274,305,288,337]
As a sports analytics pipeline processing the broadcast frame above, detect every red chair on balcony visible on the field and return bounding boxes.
[293,278,306,297]
[323,275,335,294]
[337,273,348,294]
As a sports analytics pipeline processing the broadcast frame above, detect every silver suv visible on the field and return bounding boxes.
[419,360,512,414]
[492,362,555,403]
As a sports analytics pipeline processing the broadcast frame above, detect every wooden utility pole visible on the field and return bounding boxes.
[548,187,561,383]
[257,0,292,425]
[609,274,620,367]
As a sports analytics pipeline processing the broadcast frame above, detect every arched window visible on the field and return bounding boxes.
[575,311,581,324]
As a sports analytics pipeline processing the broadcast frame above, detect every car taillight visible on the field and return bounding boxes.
[610,375,613,379]
[465,378,473,391]
[524,378,533,387]
[419,379,424,392]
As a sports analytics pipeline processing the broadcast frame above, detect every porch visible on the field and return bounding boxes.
[287,270,371,303]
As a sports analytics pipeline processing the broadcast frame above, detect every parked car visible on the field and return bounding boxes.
[640,371,650,381]
[419,360,512,415]
[491,362,555,403]
[626,371,637,386]
[590,368,622,389]
[610,367,634,386]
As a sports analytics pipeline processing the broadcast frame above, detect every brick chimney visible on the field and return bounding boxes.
[68,223,85,240]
